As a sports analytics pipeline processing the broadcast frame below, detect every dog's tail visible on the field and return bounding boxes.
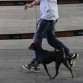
[62,48,70,60]
[62,48,67,59]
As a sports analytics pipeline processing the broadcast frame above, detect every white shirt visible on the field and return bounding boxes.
[40,0,59,20]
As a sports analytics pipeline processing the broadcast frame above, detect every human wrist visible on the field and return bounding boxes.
[30,3,33,7]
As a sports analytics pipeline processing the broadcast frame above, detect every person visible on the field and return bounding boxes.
[23,0,79,72]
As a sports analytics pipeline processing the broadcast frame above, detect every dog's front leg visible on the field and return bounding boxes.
[43,64,52,80]
[52,62,61,79]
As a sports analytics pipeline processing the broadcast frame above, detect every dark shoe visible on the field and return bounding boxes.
[23,64,40,72]
[23,59,40,72]
[69,52,79,67]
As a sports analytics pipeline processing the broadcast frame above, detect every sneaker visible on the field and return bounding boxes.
[22,64,40,72]
[22,59,40,72]
[70,52,79,67]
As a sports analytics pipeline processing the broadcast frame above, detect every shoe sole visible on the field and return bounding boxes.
[22,65,40,73]
[71,53,79,67]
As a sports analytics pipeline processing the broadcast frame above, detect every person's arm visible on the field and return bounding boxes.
[24,0,40,10]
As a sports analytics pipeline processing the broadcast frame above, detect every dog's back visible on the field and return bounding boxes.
[36,49,64,64]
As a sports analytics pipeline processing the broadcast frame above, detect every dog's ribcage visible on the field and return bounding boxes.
[37,50,63,64]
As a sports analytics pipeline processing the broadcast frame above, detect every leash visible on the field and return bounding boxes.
[34,0,39,46]
[35,0,38,30]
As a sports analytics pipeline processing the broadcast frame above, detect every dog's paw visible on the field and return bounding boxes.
[52,74,58,79]
[49,76,52,80]
[52,76,55,79]
[72,75,74,79]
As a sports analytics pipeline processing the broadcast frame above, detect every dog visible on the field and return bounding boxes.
[28,43,74,79]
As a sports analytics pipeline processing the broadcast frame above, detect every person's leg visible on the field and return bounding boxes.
[23,19,51,71]
[32,19,51,60]
[46,20,79,67]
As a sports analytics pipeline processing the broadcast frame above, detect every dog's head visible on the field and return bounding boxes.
[28,43,41,51]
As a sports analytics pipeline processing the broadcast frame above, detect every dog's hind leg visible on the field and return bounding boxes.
[42,64,52,80]
[52,62,61,79]
[63,60,74,79]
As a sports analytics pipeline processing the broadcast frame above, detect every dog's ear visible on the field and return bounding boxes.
[28,43,36,50]
[28,43,41,50]
[29,43,39,50]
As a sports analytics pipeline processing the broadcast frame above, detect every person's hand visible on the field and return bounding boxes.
[24,3,33,10]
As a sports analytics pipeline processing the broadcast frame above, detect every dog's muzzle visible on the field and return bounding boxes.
[28,45,34,50]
